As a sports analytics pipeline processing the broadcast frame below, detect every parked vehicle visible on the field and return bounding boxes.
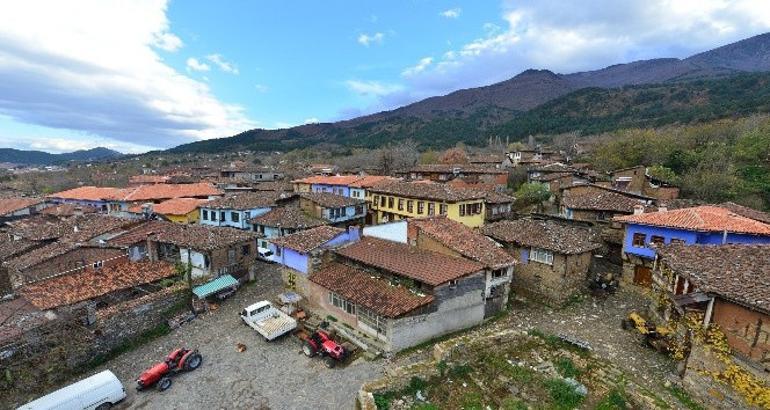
[136,348,202,391]
[302,329,349,368]
[240,301,297,341]
[18,370,125,410]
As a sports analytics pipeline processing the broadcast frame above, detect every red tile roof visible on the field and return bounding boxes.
[615,205,770,235]
[19,261,177,310]
[348,176,398,188]
[292,175,364,185]
[336,236,483,286]
[118,183,221,201]
[410,216,515,269]
[270,226,345,253]
[0,197,43,216]
[299,192,365,208]
[47,186,125,201]
[152,198,208,215]
[718,202,770,225]
[309,262,434,318]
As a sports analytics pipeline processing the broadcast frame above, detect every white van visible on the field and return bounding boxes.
[18,370,126,410]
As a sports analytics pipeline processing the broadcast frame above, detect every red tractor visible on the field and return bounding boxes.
[136,348,202,391]
[302,329,349,368]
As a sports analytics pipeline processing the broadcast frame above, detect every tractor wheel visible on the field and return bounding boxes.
[302,341,317,357]
[324,357,336,368]
[184,352,203,371]
[157,377,173,392]
[95,403,112,410]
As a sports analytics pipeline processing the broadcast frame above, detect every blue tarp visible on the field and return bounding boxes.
[193,274,238,298]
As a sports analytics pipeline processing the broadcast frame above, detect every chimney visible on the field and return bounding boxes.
[633,205,644,215]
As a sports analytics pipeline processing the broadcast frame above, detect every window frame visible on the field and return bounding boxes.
[530,247,554,265]
[632,233,646,247]
[417,201,424,214]
[406,200,413,213]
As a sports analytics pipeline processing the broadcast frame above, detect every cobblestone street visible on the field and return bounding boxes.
[101,263,383,410]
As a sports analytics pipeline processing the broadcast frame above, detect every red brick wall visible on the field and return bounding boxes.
[712,299,770,369]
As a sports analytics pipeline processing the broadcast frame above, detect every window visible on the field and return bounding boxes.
[231,211,240,223]
[380,195,386,207]
[397,199,404,211]
[439,204,447,215]
[358,306,387,335]
[459,204,465,216]
[596,211,610,221]
[670,238,685,245]
[228,248,236,264]
[650,235,665,246]
[242,245,250,256]
[448,280,458,289]
[276,247,282,256]
[388,197,394,209]
[530,248,554,265]
[373,195,379,206]
[355,205,364,215]
[328,292,356,315]
[632,233,646,247]
[92,260,103,270]
[202,209,208,220]
[492,269,506,279]
[417,201,424,214]
[427,203,435,215]
[220,211,226,221]
[407,200,413,213]
[211,211,218,221]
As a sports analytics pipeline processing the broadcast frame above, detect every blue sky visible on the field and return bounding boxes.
[1,0,769,153]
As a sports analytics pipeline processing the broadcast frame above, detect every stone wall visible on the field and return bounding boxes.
[12,247,126,288]
[510,246,591,305]
[682,343,765,410]
[712,300,770,370]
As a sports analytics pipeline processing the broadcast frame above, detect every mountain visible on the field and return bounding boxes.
[171,33,770,153]
[0,147,123,166]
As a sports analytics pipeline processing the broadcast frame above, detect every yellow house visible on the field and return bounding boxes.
[368,181,486,228]
[152,197,208,224]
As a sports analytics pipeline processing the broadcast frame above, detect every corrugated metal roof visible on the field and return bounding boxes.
[192,274,238,298]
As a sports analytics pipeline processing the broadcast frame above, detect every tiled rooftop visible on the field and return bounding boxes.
[299,192,365,208]
[7,214,138,242]
[369,181,485,202]
[309,262,434,318]
[203,191,288,210]
[270,226,345,253]
[0,235,39,260]
[718,202,770,225]
[152,198,208,215]
[151,223,256,250]
[657,244,770,313]
[48,186,125,201]
[249,206,327,229]
[119,182,222,202]
[410,217,515,269]
[336,236,483,286]
[408,164,508,174]
[615,205,770,235]
[292,175,364,186]
[482,219,601,255]
[40,203,99,216]
[20,261,176,310]
[5,242,85,271]
[0,197,43,216]
[562,187,645,213]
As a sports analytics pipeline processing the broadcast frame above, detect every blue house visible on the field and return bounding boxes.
[199,192,292,230]
[616,205,770,287]
[248,205,328,261]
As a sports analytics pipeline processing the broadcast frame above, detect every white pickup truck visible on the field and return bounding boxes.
[240,301,297,341]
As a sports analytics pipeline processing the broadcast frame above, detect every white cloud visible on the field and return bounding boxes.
[186,57,210,72]
[402,57,434,78]
[206,53,239,74]
[357,32,385,47]
[0,0,255,149]
[153,32,183,52]
[440,8,462,19]
[345,80,403,97]
[346,0,770,118]
[254,84,269,93]
[304,117,319,124]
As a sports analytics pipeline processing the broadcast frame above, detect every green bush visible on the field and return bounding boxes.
[555,357,581,378]
[545,378,585,410]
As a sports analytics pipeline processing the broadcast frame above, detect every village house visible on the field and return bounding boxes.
[128,174,171,186]
[220,162,283,182]
[307,163,339,176]
[368,181,487,228]
[398,164,509,188]
[109,222,258,280]
[407,217,516,317]
[652,244,770,375]
[40,204,99,217]
[468,153,506,168]
[292,175,363,195]
[144,197,208,224]
[249,205,328,259]
[481,190,515,223]
[560,184,655,222]
[610,165,680,200]
[5,213,140,245]
[0,197,48,223]
[268,225,360,292]
[482,219,601,305]
[506,148,563,167]
[199,192,292,230]
[252,181,294,193]
[298,192,366,228]
[47,186,130,212]
[307,236,486,353]
[615,205,770,289]
[106,182,222,216]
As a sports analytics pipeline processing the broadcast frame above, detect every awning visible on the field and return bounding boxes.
[193,274,238,298]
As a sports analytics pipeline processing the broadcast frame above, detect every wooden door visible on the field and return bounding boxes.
[633,265,652,287]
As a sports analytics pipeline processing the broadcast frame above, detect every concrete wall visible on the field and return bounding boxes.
[200,206,270,230]
[363,220,408,243]
[712,300,770,370]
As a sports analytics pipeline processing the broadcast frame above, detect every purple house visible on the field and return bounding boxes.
[615,205,770,288]
[269,225,360,293]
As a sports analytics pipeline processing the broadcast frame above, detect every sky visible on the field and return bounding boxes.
[1,1,770,154]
